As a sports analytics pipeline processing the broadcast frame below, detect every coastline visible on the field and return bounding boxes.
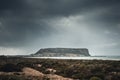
[26,56,120,61]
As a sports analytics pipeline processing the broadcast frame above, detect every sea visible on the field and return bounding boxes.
[28,56,120,61]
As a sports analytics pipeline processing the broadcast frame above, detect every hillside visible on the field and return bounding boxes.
[0,58,119,80]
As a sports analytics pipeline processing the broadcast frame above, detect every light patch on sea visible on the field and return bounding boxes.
[28,56,120,60]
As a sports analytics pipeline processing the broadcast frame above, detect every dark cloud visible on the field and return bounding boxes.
[0,17,55,47]
[0,0,24,10]
[1,0,119,17]
[0,0,120,55]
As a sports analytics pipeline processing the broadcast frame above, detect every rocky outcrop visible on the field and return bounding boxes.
[34,48,90,57]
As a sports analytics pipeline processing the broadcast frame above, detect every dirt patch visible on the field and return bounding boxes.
[0,67,73,80]
[22,67,44,77]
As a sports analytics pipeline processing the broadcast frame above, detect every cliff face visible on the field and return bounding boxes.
[34,48,90,57]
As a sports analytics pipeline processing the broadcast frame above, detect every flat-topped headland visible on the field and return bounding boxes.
[34,48,90,57]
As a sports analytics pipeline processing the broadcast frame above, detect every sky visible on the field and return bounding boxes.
[0,0,120,56]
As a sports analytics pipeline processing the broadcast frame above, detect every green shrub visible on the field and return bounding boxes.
[0,63,21,72]
[90,76,102,80]
[0,75,26,80]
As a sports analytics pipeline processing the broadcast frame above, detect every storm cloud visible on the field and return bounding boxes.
[0,0,120,55]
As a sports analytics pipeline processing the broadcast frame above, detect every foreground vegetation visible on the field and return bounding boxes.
[0,57,120,80]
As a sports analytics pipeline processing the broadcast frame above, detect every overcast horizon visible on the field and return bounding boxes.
[0,0,120,56]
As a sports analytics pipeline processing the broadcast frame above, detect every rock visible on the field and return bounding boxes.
[45,68,57,74]
[34,48,90,57]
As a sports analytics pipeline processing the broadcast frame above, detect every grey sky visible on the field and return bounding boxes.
[0,0,120,55]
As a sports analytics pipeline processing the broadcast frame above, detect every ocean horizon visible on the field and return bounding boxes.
[27,56,120,61]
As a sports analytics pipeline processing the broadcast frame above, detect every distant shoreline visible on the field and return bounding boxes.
[25,56,120,61]
[0,55,120,61]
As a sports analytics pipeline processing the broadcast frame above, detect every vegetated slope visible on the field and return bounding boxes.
[0,58,119,80]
